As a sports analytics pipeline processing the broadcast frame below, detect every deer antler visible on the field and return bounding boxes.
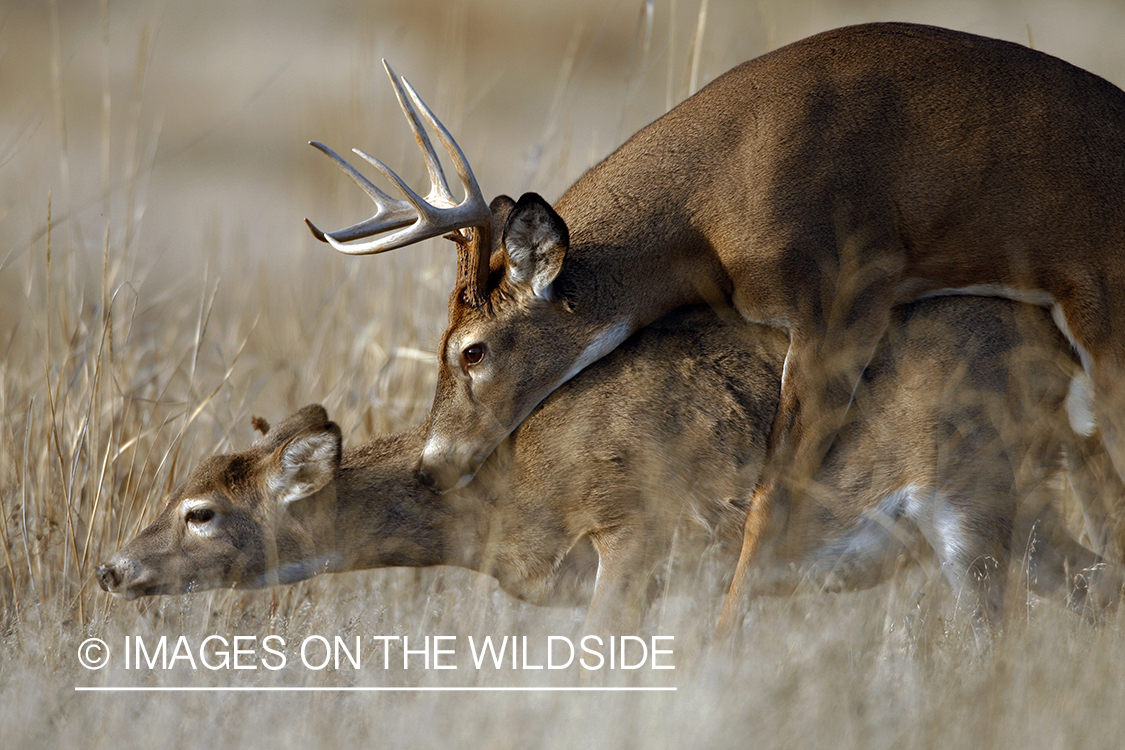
[306,60,492,306]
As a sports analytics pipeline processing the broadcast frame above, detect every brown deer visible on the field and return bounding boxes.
[98,299,1122,637]
[305,23,1125,631]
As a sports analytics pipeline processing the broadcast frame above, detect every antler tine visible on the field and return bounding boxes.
[394,72,493,307]
[395,69,485,208]
[353,147,441,215]
[320,145,451,255]
[321,147,479,256]
[304,60,492,304]
[304,61,491,258]
[305,141,416,245]
[310,141,400,208]
[382,60,457,208]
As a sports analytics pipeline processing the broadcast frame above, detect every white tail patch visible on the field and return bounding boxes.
[1049,303,1095,375]
[917,287,1100,435]
[1047,303,1098,437]
[1066,370,1098,437]
[932,501,969,571]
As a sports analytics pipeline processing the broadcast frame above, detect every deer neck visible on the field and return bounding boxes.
[553,145,733,329]
[327,429,501,575]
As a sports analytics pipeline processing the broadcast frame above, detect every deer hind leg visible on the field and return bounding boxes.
[1063,428,1125,564]
[800,495,925,595]
[1052,297,1125,520]
[919,498,1013,649]
[717,489,925,638]
[1022,426,1125,618]
[1018,501,1123,619]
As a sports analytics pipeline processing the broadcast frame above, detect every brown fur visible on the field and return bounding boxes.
[390,24,1125,631]
[99,299,1121,636]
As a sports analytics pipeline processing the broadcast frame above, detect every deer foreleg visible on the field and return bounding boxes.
[585,525,661,635]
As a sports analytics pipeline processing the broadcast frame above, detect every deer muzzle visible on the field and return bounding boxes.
[418,437,486,493]
[96,555,146,598]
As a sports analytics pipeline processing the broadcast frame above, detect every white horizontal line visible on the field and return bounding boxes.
[75,686,676,693]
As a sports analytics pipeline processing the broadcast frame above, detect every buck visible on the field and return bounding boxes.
[98,299,1122,637]
[305,22,1125,628]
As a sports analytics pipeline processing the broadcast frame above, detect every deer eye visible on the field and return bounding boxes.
[462,343,487,367]
[185,507,217,525]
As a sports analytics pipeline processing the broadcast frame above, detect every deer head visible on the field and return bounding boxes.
[97,406,343,598]
[306,67,658,490]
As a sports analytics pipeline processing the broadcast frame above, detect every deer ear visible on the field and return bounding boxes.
[502,193,568,300]
[266,421,342,506]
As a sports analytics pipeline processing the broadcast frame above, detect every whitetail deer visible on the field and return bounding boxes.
[98,299,1122,637]
[305,23,1125,631]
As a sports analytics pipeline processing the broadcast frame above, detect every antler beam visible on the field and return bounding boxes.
[306,61,494,306]
[306,60,492,255]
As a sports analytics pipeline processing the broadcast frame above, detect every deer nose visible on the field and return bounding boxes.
[416,459,478,493]
[96,561,122,592]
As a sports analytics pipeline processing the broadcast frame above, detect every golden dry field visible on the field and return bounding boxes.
[3,1,1125,748]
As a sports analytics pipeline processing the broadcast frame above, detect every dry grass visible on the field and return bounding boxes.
[3,1,1125,748]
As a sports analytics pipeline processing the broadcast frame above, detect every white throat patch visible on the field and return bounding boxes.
[561,319,634,385]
